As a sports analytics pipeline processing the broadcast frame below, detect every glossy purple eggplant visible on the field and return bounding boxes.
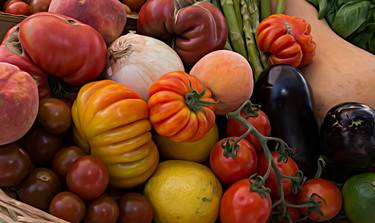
[320,102,375,182]
[251,65,319,177]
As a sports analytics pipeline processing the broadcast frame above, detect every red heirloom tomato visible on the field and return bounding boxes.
[256,14,316,68]
[85,195,119,223]
[298,178,342,222]
[209,137,257,185]
[148,71,216,142]
[220,179,272,223]
[17,12,107,85]
[257,151,299,197]
[49,191,86,223]
[0,26,51,98]
[226,109,271,151]
[67,156,109,200]
[137,0,227,66]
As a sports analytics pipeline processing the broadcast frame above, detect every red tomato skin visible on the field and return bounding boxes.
[209,138,257,185]
[66,156,109,200]
[298,178,343,222]
[226,110,271,151]
[18,12,107,86]
[257,152,299,197]
[220,179,272,223]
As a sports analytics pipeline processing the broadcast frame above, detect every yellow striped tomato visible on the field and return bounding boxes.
[72,80,159,189]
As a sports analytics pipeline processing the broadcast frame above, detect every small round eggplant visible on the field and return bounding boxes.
[320,102,375,182]
[252,65,320,177]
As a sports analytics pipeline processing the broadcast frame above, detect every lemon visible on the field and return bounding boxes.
[143,160,222,223]
[155,125,219,162]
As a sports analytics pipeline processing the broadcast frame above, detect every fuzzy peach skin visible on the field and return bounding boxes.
[0,62,39,145]
[190,50,254,115]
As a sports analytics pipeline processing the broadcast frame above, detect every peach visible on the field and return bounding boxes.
[0,62,39,145]
[190,50,254,115]
[48,0,127,45]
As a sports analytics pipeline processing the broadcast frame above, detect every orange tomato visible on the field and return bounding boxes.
[148,71,216,142]
[256,14,316,68]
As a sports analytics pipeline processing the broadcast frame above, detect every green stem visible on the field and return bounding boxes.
[221,0,248,58]
[211,0,222,10]
[241,0,264,79]
[314,156,327,179]
[260,0,271,19]
[275,0,287,14]
[224,39,233,50]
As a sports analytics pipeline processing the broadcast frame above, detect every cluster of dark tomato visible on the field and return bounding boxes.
[0,98,153,223]
[1,0,51,16]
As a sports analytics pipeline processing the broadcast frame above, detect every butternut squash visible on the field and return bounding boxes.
[286,0,375,126]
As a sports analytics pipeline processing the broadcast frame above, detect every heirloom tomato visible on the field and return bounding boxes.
[148,71,216,142]
[18,12,107,85]
[220,179,272,223]
[72,80,159,189]
[0,26,51,98]
[298,178,342,222]
[226,109,271,151]
[17,168,61,211]
[49,191,86,223]
[66,156,109,200]
[137,0,227,66]
[0,144,31,187]
[257,152,299,197]
[4,1,31,15]
[256,14,316,68]
[209,137,257,185]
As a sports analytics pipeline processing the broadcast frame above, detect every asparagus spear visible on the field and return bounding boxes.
[241,0,263,79]
[233,0,243,32]
[260,0,271,19]
[249,0,269,69]
[221,0,248,58]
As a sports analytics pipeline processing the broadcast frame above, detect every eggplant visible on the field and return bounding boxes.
[251,65,319,177]
[320,102,375,182]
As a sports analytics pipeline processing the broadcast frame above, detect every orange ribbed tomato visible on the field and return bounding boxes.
[72,80,159,189]
[148,71,216,142]
[256,14,316,68]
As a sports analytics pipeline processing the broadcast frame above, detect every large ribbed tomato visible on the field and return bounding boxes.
[148,71,216,142]
[256,14,316,68]
[72,80,159,189]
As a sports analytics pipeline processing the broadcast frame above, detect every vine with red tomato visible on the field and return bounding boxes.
[224,100,327,223]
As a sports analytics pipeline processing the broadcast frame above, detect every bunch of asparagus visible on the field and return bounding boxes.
[210,0,286,80]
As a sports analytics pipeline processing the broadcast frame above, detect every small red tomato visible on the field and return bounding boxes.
[49,191,86,223]
[66,156,109,200]
[298,178,342,222]
[209,137,257,185]
[85,195,119,223]
[118,193,154,223]
[220,179,272,223]
[52,146,85,182]
[4,1,31,15]
[257,151,299,197]
[226,110,271,151]
[3,0,21,10]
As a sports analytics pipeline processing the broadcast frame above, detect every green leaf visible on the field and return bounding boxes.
[331,1,371,38]
[307,0,319,8]
[317,0,329,19]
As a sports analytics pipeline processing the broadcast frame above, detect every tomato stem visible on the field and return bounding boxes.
[226,100,323,221]
[314,156,327,179]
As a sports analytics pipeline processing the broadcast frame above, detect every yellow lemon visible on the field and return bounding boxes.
[155,125,219,162]
[144,160,222,223]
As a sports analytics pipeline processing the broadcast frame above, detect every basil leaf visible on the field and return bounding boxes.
[308,0,319,7]
[331,1,371,38]
[318,0,329,19]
